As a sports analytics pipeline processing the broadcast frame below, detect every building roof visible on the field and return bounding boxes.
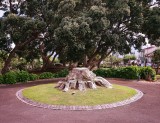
[142,45,156,51]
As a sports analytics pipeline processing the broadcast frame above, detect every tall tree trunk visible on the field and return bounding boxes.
[97,55,106,68]
[83,55,88,67]
[1,49,16,74]
[41,53,58,70]
[156,63,159,74]
[87,50,113,70]
[41,56,52,70]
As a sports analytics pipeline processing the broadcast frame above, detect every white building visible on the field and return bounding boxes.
[139,45,158,66]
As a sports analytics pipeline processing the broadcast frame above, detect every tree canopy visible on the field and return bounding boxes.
[0,0,160,74]
[152,48,160,73]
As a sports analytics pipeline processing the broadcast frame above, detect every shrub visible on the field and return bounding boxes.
[55,69,69,78]
[140,67,156,81]
[0,74,4,84]
[93,69,107,77]
[16,71,30,83]
[3,71,17,84]
[94,66,156,81]
[39,72,54,79]
[29,73,39,81]
[120,66,140,79]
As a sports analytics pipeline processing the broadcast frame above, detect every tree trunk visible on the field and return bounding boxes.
[97,55,106,68]
[156,63,160,74]
[1,49,16,74]
[41,56,52,70]
[55,67,112,92]
[83,55,88,67]
[1,33,39,74]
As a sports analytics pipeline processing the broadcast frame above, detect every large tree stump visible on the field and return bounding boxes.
[55,67,112,92]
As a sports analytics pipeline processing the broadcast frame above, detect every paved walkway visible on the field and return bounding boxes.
[0,79,160,123]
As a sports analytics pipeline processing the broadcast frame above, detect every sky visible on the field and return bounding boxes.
[0,10,4,17]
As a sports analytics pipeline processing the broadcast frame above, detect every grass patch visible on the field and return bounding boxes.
[22,83,137,106]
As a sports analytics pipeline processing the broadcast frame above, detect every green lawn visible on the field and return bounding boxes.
[22,83,137,106]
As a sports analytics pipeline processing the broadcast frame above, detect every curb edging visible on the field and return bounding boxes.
[16,87,143,111]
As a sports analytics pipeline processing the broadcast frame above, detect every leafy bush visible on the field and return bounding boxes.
[94,66,156,81]
[0,74,4,84]
[16,71,30,83]
[93,69,107,77]
[123,55,136,64]
[39,72,54,79]
[29,73,39,81]
[120,66,140,79]
[140,67,156,81]
[94,68,118,78]
[3,71,17,84]
[55,69,69,78]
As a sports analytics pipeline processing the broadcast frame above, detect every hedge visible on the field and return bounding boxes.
[139,67,156,81]
[29,73,39,81]
[0,69,69,84]
[39,72,54,79]
[55,69,69,78]
[94,66,156,81]
[0,74,4,84]
[3,71,17,84]
[0,67,155,84]
[16,71,30,83]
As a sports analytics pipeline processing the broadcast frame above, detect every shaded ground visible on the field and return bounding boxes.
[0,78,160,123]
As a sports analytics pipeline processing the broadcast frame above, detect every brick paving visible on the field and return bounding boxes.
[0,78,160,123]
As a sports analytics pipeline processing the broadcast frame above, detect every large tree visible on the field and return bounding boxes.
[0,0,160,73]
[143,6,160,46]
[55,0,147,69]
[0,14,46,74]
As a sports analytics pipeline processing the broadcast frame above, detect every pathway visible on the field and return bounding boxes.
[0,79,160,123]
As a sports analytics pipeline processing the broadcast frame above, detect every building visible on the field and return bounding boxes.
[139,45,158,66]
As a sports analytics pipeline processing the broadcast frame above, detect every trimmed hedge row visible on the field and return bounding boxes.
[0,69,69,84]
[0,66,156,84]
[94,66,156,81]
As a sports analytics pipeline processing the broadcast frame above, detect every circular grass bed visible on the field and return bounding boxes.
[22,84,137,106]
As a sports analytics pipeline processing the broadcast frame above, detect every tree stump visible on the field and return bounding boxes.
[55,67,112,92]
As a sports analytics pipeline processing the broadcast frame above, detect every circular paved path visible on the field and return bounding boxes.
[0,78,160,123]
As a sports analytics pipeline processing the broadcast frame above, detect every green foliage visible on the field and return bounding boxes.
[3,71,17,84]
[94,66,156,81]
[120,66,140,79]
[102,56,123,67]
[140,67,156,81]
[152,49,160,63]
[2,71,32,84]
[0,74,4,84]
[0,69,69,84]
[123,55,136,64]
[0,0,159,73]
[29,74,39,81]
[39,72,54,79]
[55,69,69,78]
[142,7,160,46]
[16,71,30,83]
[0,14,46,74]
[94,67,139,79]
[93,68,108,77]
